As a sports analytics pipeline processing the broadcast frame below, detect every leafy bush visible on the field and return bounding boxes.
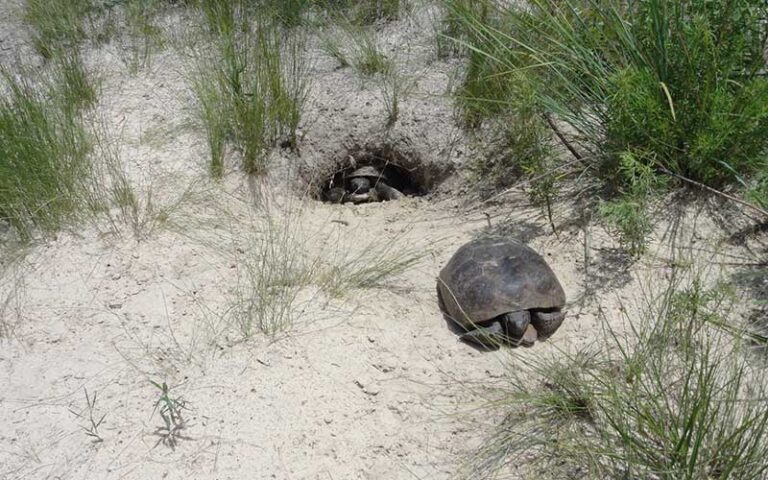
[449,0,768,251]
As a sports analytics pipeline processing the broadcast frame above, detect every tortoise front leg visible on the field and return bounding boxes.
[530,309,566,340]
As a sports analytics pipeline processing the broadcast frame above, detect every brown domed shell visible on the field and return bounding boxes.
[437,237,565,329]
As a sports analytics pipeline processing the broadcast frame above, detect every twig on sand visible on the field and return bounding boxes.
[656,166,768,219]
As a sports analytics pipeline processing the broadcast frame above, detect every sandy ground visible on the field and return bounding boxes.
[1,2,766,479]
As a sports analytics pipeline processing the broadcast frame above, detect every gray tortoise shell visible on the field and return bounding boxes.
[437,237,566,329]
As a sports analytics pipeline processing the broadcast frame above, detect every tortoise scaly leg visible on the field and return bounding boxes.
[375,182,404,201]
[530,310,566,340]
[460,321,505,349]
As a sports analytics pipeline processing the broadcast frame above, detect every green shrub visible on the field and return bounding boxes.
[449,0,768,252]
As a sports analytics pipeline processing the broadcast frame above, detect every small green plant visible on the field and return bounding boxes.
[344,22,392,77]
[150,380,190,450]
[380,67,415,127]
[69,388,107,443]
[599,152,667,255]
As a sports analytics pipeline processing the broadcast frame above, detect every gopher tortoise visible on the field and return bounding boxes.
[437,237,566,348]
[345,166,404,203]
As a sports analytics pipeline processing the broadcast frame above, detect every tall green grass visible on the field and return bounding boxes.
[194,0,400,30]
[190,16,310,176]
[449,0,768,252]
[0,68,93,240]
[23,0,95,58]
[465,274,768,479]
[24,0,168,70]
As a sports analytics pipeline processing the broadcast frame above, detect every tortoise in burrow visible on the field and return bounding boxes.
[344,166,404,204]
[436,237,566,348]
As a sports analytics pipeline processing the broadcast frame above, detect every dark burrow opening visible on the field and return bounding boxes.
[317,143,442,204]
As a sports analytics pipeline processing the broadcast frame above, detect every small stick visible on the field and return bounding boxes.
[545,194,557,237]
[657,166,768,219]
[481,157,585,205]
[543,112,584,161]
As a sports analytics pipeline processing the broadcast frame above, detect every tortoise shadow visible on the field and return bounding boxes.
[439,312,504,352]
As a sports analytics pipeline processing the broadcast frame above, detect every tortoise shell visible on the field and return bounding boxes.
[346,166,389,181]
[437,237,565,330]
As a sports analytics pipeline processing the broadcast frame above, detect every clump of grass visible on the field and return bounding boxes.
[337,0,401,24]
[381,67,416,127]
[319,28,350,68]
[122,0,167,72]
[435,0,489,59]
[317,227,425,298]
[232,214,315,337]
[194,0,237,36]
[52,50,99,112]
[449,0,768,253]
[190,18,310,175]
[302,0,402,25]
[230,213,424,335]
[0,68,92,240]
[24,0,168,70]
[466,274,768,479]
[319,21,392,76]
[190,72,227,177]
[345,22,392,76]
[23,0,95,58]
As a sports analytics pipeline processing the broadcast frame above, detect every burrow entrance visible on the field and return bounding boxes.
[316,142,448,204]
